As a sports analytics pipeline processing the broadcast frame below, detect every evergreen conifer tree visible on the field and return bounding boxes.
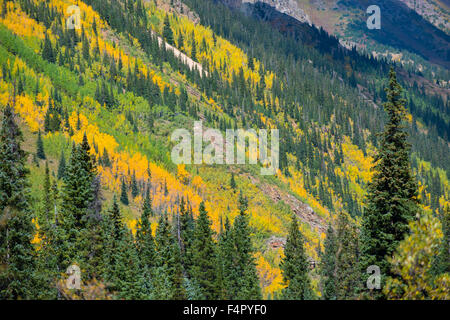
[120,179,129,205]
[163,15,174,45]
[319,223,337,300]
[0,104,37,299]
[280,216,313,300]
[360,68,419,299]
[57,150,66,180]
[36,129,46,160]
[191,202,221,299]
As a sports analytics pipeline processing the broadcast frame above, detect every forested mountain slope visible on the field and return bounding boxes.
[0,0,448,299]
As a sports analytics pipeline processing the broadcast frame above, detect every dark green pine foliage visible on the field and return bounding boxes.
[360,68,419,299]
[319,223,337,300]
[36,129,46,160]
[163,14,174,45]
[104,196,146,299]
[101,147,111,167]
[432,205,450,276]
[135,188,156,296]
[334,213,361,299]
[221,192,261,300]
[131,171,138,198]
[42,162,52,222]
[57,150,66,180]
[35,166,59,299]
[154,213,186,300]
[79,174,107,280]
[191,201,221,299]
[59,133,96,268]
[179,198,195,276]
[230,172,236,190]
[120,178,129,205]
[0,104,37,299]
[280,216,313,300]
[42,33,55,63]
[218,216,232,299]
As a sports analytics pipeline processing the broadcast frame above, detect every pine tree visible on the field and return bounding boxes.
[163,14,174,46]
[335,213,361,299]
[59,133,96,268]
[218,216,235,299]
[222,191,261,299]
[42,162,52,222]
[280,216,313,300]
[0,104,37,299]
[35,172,59,299]
[177,32,184,51]
[191,202,221,299]
[154,213,186,300]
[36,129,46,160]
[230,172,236,190]
[57,150,66,180]
[432,205,450,276]
[131,171,139,198]
[42,33,55,63]
[179,198,195,276]
[136,188,156,297]
[319,223,337,300]
[101,148,111,167]
[360,68,419,299]
[120,179,129,205]
[104,196,146,299]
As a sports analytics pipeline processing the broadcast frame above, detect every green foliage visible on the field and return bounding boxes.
[120,179,129,206]
[154,213,186,299]
[319,223,337,300]
[57,150,66,180]
[36,129,45,160]
[58,134,97,269]
[280,217,313,300]
[191,202,221,299]
[384,209,450,300]
[163,14,174,46]
[220,193,261,300]
[0,104,37,299]
[360,68,419,299]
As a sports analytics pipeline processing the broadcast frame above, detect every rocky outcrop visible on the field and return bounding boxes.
[242,0,311,25]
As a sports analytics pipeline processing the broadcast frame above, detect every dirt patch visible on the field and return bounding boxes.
[261,182,326,234]
[241,172,326,234]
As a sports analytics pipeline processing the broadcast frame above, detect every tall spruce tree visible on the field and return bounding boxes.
[163,14,174,45]
[36,129,46,160]
[319,223,337,300]
[191,202,221,299]
[154,213,186,299]
[179,197,195,276]
[136,188,156,296]
[0,104,37,299]
[431,205,450,276]
[335,213,361,299]
[120,179,129,205]
[57,150,66,180]
[280,216,313,300]
[360,68,419,299]
[104,196,146,299]
[221,191,261,299]
[59,133,96,268]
